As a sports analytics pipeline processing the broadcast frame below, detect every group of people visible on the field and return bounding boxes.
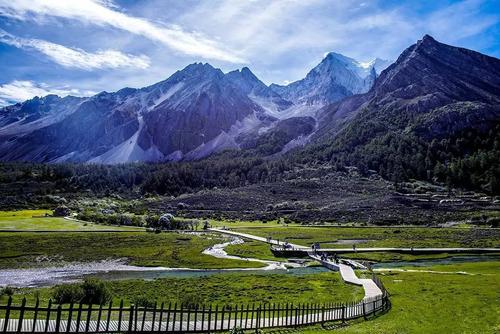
[319,252,339,264]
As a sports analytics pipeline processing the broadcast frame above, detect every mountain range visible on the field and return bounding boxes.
[0,34,499,183]
[0,48,390,163]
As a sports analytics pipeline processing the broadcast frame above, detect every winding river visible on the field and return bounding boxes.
[0,237,306,288]
[1,236,497,288]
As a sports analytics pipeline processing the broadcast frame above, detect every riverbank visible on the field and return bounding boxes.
[0,236,305,288]
[0,231,266,270]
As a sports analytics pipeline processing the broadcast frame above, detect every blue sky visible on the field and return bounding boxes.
[0,0,499,106]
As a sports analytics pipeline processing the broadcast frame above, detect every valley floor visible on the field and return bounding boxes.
[0,210,499,333]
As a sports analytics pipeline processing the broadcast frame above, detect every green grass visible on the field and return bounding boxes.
[0,231,265,269]
[0,210,136,231]
[340,252,500,263]
[261,261,500,334]
[225,240,281,261]
[231,226,500,248]
[2,262,498,333]
[0,271,363,308]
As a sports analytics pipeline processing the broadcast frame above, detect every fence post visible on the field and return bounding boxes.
[151,302,157,332]
[207,305,212,333]
[84,304,92,333]
[32,298,40,333]
[200,304,205,332]
[44,299,52,333]
[157,302,164,332]
[213,305,218,331]
[321,305,325,324]
[341,303,345,323]
[174,303,179,332]
[194,304,199,331]
[245,304,251,330]
[75,302,83,333]
[179,303,184,333]
[186,305,191,332]
[17,297,26,333]
[272,303,276,328]
[117,300,123,333]
[96,303,103,332]
[220,305,225,332]
[105,301,112,333]
[134,303,139,332]
[294,304,298,328]
[141,304,147,332]
[362,300,367,320]
[304,303,307,324]
[239,304,244,329]
[255,305,261,333]
[285,303,288,326]
[65,302,74,333]
[3,296,12,333]
[233,305,237,330]
[55,304,62,333]
[128,304,134,333]
[166,302,172,332]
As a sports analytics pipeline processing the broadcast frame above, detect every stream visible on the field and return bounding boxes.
[0,237,305,288]
[1,237,498,288]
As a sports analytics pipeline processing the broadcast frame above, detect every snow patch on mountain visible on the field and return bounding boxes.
[148,82,185,111]
[269,53,392,110]
[89,117,164,163]
[184,131,238,160]
[184,112,272,160]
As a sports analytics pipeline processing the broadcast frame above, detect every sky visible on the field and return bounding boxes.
[0,0,499,106]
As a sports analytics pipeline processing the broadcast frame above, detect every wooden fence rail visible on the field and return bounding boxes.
[0,292,389,333]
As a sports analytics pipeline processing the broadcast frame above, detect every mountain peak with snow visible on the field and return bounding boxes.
[0,52,390,164]
[270,52,392,107]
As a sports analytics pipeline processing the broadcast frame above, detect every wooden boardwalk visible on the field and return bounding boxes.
[212,228,385,300]
[209,228,500,254]
[208,228,309,249]
[309,254,383,300]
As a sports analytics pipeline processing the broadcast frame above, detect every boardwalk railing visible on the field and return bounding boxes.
[0,292,390,333]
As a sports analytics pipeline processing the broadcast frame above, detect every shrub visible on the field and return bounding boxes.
[179,292,203,308]
[229,327,245,334]
[52,278,111,305]
[1,286,14,297]
[132,296,156,308]
[80,278,112,305]
[53,284,84,304]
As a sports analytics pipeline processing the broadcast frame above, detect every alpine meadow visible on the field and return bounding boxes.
[0,1,499,334]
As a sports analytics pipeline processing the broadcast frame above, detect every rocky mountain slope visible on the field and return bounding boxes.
[270,53,390,114]
[0,52,385,163]
[305,35,500,192]
[0,63,277,162]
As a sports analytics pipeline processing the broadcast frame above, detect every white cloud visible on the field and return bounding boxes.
[0,29,150,70]
[0,80,95,105]
[173,0,498,84]
[0,0,245,63]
